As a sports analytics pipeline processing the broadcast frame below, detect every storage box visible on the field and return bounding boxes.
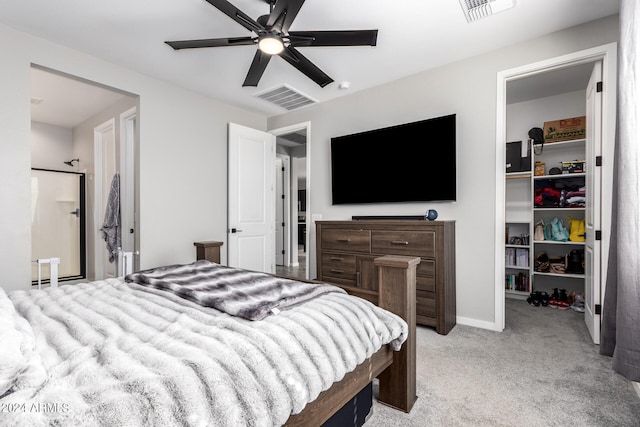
[505,140,531,173]
[561,160,585,174]
[505,141,522,173]
[543,116,586,143]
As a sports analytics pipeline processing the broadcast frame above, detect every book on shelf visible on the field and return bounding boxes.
[505,247,529,267]
[505,272,530,292]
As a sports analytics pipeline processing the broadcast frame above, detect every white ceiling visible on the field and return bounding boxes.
[30,67,133,128]
[3,0,619,119]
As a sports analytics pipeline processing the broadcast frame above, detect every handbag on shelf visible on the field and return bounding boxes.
[534,252,550,273]
[534,219,545,241]
[544,217,570,242]
[568,217,586,242]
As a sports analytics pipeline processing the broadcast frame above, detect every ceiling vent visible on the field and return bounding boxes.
[459,0,515,23]
[254,84,318,111]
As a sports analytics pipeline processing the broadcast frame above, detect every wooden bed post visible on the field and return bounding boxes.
[375,255,419,413]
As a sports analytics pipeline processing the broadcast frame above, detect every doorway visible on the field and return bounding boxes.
[30,65,139,283]
[274,126,309,281]
[495,43,617,342]
[30,168,86,284]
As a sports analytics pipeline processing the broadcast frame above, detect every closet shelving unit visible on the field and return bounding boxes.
[505,168,533,297]
[532,138,586,287]
[505,137,587,298]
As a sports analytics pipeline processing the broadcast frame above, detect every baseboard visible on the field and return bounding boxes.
[456,316,503,332]
[633,381,640,400]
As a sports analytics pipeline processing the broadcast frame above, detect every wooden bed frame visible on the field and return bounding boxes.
[286,255,419,426]
[194,242,418,426]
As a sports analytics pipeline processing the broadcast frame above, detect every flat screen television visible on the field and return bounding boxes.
[330,114,456,204]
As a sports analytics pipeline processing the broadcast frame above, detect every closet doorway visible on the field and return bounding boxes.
[30,65,139,284]
[495,43,617,343]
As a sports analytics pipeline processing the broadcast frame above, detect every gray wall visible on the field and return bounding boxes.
[0,23,267,292]
[267,15,619,329]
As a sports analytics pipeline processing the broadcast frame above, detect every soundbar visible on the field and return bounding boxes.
[351,215,426,220]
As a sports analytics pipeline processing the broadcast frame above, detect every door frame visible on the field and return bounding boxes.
[270,122,311,279]
[94,118,116,280]
[494,43,617,333]
[275,154,291,266]
[120,107,137,270]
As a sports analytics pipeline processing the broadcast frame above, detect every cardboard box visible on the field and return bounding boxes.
[543,116,586,143]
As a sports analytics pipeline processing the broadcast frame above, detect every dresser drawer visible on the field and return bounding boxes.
[417,296,436,318]
[416,259,435,277]
[371,230,435,258]
[321,253,356,281]
[321,253,356,271]
[416,276,436,293]
[322,229,371,253]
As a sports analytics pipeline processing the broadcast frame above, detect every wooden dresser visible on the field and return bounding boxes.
[316,220,456,335]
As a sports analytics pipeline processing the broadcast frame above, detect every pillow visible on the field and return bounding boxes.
[0,288,47,397]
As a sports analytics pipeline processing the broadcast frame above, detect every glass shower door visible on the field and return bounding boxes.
[31,169,85,283]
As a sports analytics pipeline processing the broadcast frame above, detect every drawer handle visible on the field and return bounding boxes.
[330,269,344,274]
[391,240,409,245]
[337,238,351,243]
[330,257,344,261]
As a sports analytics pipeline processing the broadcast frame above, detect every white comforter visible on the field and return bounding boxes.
[0,279,407,427]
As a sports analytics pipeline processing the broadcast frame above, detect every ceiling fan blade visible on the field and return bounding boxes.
[243,50,272,87]
[288,30,378,47]
[165,37,255,50]
[267,0,305,33]
[279,46,333,88]
[204,0,264,33]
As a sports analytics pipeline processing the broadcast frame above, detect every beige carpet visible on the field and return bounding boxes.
[367,299,640,426]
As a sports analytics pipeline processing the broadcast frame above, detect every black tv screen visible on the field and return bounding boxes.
[330,114,456,204]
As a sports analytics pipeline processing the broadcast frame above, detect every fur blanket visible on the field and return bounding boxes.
[1,278,407,426]
[125,260,346,320]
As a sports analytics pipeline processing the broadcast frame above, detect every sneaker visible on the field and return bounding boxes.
[539,291,550,307]
[549,299,559,309]
[556,301,570,310]
[528,291,541,307]
[571,304,585,313]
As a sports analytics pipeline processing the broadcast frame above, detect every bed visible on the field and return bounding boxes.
[0,256,417,426]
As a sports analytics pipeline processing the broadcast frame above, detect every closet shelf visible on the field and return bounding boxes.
[533,240,585,245]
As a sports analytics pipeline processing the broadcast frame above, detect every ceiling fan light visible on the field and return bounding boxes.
[258,36,284,55]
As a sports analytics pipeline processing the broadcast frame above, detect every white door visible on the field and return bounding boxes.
[585,61,603,344]
[94,119,117,279]
[228,123,276,273]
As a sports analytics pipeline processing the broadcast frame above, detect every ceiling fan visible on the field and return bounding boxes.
[165,0,378,88]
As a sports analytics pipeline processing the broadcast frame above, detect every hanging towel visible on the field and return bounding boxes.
[101,173,121,263]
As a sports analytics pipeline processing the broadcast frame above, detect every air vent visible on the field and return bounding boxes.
[254,84,318,111]
[459,0,515,22]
